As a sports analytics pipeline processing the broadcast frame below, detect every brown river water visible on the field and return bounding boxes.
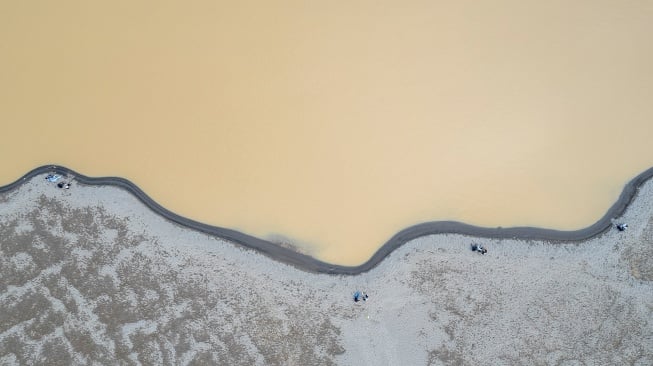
[2,1,652,265]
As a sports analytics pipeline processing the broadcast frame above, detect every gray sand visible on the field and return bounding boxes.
[1,175,652,365]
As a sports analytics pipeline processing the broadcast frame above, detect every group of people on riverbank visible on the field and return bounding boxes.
[471,243,488,255]
[45,174,72,189]
[353,291,368,303]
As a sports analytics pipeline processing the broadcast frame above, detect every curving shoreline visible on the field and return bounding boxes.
[2,164,653,275]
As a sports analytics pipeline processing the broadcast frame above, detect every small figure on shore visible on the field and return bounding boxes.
[616,223,628,232]
[353,291,369,303]
[57,181,71,189]
[471,243,488,255]
[46,174,61,183]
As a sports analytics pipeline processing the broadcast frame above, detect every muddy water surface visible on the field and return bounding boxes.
[2,0,652,264]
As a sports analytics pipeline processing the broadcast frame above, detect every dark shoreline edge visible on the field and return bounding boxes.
[3,165,653,275]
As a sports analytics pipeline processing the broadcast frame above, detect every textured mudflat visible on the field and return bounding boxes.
[1,175,652,365]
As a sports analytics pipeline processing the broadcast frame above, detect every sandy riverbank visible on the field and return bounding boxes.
[1,172,652,364]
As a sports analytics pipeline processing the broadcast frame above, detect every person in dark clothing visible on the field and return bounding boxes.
[472,243,487,254]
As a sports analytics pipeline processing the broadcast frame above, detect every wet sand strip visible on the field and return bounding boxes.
[2,164,653,275]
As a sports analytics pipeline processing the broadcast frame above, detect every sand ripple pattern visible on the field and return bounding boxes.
[0,173,652,364]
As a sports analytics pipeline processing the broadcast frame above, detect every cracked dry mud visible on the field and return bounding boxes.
[1,178,652,365]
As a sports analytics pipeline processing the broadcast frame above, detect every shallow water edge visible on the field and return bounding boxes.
[3,164,653,274]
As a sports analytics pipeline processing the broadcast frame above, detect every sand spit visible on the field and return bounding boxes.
[1,171,653,364]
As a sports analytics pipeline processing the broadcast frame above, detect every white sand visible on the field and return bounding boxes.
[0,175,652,365]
